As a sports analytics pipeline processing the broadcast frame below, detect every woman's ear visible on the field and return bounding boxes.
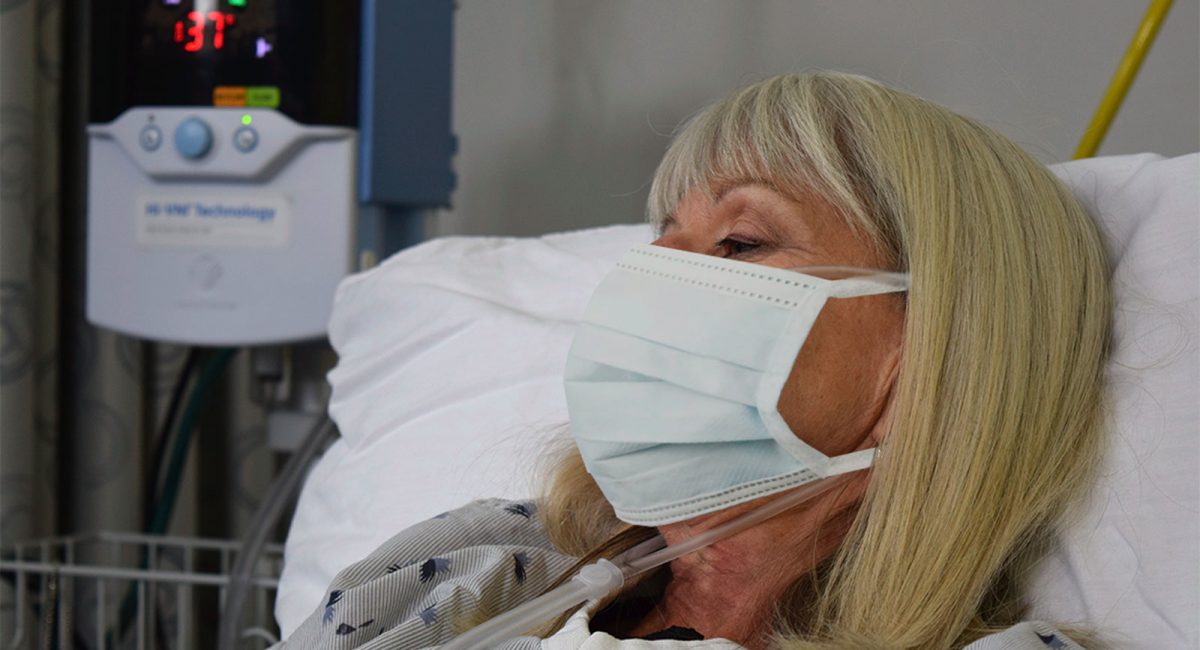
[867,344,902,448]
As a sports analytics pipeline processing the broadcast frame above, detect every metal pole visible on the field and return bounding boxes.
[1075,0,1174,158]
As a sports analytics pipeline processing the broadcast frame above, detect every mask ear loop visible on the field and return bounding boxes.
[786,266,910,299]
[785,264,900,479]
[826,270,907,467]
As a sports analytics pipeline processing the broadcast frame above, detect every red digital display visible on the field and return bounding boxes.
[94,0,358,127]
[173,11,237,52]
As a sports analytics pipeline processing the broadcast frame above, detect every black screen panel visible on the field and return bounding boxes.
[90,0,359,126]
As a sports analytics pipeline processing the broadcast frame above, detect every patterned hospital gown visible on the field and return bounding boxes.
[273,499,1082,649]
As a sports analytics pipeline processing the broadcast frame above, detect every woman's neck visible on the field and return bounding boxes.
[621,477,866,648]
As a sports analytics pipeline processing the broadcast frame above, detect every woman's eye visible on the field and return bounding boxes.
[719,238,762,258]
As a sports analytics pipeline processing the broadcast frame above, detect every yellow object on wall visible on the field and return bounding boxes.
[1075,0,1174,159]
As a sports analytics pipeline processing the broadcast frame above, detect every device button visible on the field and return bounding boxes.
[139,125,163,151]
[174,118,214,159]
[233,126,259,153]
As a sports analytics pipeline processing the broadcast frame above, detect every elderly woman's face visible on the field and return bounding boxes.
[653,184,905,455]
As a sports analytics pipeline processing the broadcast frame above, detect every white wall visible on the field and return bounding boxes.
[437,0,1199,238]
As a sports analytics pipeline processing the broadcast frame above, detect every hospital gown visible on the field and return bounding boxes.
[273,499,1082,649]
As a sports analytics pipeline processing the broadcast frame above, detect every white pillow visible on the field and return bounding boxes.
[275,224,653,635]
[277,154,1199,647]
[1028,153,1199,648]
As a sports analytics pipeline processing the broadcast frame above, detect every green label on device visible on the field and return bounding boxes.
[246,86,280,108]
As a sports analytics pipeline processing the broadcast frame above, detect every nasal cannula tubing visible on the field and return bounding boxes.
[440,472,857,649]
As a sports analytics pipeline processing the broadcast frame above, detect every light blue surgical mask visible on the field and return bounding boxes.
[564,243,909,526]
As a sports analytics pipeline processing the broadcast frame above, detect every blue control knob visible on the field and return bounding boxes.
[174,117,213,159]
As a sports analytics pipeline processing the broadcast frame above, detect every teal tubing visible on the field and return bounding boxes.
[114,348,236,646]
[150,347,237,535]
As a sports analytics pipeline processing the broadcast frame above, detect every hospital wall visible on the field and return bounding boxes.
[438,0,1199,238]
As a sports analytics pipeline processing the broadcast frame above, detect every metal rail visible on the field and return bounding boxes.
[1,532,284,650]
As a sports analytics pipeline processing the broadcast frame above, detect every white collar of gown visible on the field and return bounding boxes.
[538,600,747,650]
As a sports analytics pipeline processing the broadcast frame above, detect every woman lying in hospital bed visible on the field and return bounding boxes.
[275,71,1195,649]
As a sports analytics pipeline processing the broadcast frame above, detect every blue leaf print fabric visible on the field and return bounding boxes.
[418,557,451,583]
[322,590,343,625]
[504,502,537,519]
[513,552,529,585]
[271,499,576,650]
[418,605,437,626]
[334,620,374,636]
[1036,632,1068,649]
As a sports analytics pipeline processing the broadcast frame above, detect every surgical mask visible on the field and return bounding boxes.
[564,243,909,526]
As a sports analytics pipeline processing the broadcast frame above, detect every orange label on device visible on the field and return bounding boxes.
[213,86,247,107]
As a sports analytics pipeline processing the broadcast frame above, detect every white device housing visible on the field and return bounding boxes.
[87,107,356,345]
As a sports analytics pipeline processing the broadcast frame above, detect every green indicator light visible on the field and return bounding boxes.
[229,0,246,6]
[241,114,252,125]
[246,86,281,108]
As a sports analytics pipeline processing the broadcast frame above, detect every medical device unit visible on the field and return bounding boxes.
[85,0,455,346]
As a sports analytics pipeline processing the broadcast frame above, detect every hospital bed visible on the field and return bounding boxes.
[276,152,1199,648]
[4,153,1192,650]
[2,3,1191,645]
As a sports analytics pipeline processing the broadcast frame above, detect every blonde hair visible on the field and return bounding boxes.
[539,71,1111,648]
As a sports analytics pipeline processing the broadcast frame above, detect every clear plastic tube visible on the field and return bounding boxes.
[439,472,854,649]
[218,413,336,650]
[620,473,850,578]
[439,559,624,650]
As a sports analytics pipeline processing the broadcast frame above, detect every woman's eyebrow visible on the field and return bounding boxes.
[656,182,778,235]
[711,182,748,204]
[713,180,778,203]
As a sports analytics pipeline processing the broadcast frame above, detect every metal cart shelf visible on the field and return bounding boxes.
[1,532,283,650]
